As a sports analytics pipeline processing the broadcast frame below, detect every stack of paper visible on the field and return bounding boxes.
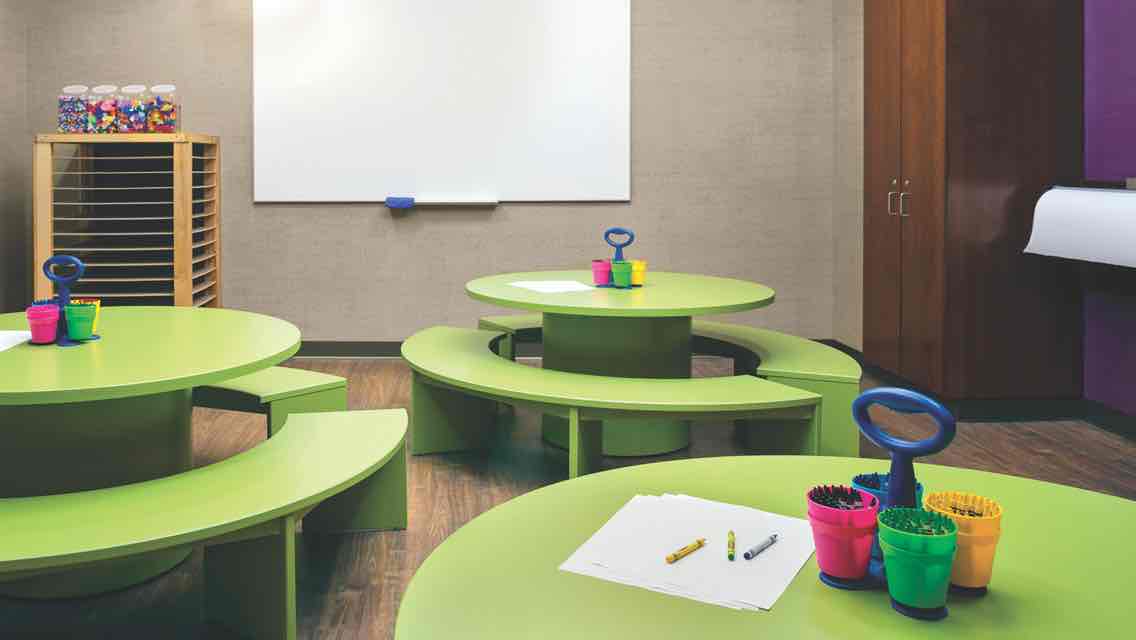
[0,331,31,353]
[508,280,593,293]
[560,494,815,611]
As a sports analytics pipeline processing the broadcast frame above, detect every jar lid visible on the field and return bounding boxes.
[91,84,118,94]
[121,84,147,94]
[61,84,89,94]
[150,84,176,93]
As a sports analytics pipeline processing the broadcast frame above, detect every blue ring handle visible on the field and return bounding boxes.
[852,388,956,509]
[43,255,85,286]
[604,227,635,262]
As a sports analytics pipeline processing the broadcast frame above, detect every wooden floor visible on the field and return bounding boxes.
[4,356,1135,638]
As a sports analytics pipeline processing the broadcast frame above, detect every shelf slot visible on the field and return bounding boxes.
[53,185,173,191]
[55,155,174,161]
[194,292,217,307]
[81,276,174,283]
[55,216,174,221]
[54,171,173,175]
[56,246,174,252]
[54,231,173,237]
[55,201,175,206]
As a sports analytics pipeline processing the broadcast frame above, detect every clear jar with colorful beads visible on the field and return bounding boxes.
[147,84,179,133]
[116,84,149,133]
[57,85,90,133]
[88,85,120,133]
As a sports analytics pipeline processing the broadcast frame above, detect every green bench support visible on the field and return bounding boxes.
[475,315,863,458]
[402,327,822,478]
[193,366,348,438]
[692,321,862,457]
[0,409,407,640]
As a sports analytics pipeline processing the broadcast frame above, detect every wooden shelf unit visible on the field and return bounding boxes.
[33,133,222,307]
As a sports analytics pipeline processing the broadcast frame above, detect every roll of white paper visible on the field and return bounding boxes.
[1025,187,1136,268]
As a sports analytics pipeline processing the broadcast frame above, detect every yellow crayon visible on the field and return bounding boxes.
[728,530,736,561]
[666,538,706,564]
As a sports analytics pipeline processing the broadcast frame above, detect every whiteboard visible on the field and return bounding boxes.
[253,0,630,203]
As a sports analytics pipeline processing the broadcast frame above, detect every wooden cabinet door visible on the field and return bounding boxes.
[898,0,947,392]
[862,0,904,373]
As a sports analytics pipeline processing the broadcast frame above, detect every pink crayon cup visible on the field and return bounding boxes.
[26,304,60,344]
[807,486,880,580]
[591,259,612,285]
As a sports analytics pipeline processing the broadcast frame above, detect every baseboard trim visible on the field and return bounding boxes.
[297,341,402,358]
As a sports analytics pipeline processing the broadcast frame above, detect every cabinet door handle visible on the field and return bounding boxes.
[887,191,899,216]
[899,192,911,217]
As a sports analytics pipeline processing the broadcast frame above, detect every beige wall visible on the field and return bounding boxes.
[0,1,28,311]
[8,0,864,345]
[833,0,864,349]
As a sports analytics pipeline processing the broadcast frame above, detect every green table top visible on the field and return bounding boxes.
[396,456,1134,640]
[0,307,301,405]
[466,271,775,318]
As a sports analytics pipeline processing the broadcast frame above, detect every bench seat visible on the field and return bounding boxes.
[194,366,348,436]
[692,320,862,456]
[474,315,863,456]
[0,409,408,640]
[402,326,821,478]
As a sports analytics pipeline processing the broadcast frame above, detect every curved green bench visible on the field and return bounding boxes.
[402,327,821,478]
[194,366,348,437]
[691,321,861,457]
[0,409,408,640]
[475,315,862,457]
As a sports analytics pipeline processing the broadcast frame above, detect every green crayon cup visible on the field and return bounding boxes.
[878,508,957,620]
[610,260,633,288]
[64,303,97,341]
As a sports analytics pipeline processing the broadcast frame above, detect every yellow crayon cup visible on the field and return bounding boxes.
[923,491,1002,591]
[631,259,647,285]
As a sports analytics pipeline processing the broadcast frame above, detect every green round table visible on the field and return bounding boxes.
[396,456,1134,639]
[466,271,775,455]
[0,306,301,597]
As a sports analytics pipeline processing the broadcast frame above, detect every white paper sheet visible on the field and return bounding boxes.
[0,331,31,353]
[560,494,815,611]
[1025,187,1136,268]
[508,280,593,294]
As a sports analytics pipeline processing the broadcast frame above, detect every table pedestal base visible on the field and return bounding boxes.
[541,314,691,456]
[0,390,194,598]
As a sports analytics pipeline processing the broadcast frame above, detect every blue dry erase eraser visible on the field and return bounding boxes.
[385,197,415,209]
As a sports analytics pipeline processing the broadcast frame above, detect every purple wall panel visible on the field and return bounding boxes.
[1084,292,1136,413]
[1084,0,1136,182]
[1084,1,1136,412]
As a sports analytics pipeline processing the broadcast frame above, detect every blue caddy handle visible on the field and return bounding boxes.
[43,255,86,346]
[604,227,635,262]
[43,255,85,307]
[852,388,955,510]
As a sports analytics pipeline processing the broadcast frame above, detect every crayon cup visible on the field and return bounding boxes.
[853,472,924,561]
[26,305,60,344]
[878,508,957,618]
[611,260,633,288]
[591,259,612,285]
[852,472,924,509]
[806,486,879,580]
[64,304,97,341]
[631,259,647,285]
[923,491,1002,592]
[73,298,101,333]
